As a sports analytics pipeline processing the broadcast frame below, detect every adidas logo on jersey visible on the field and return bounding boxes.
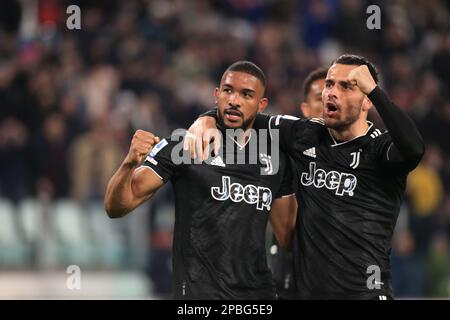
[209,156,226,167]
[303,147,316,158]
[370,129,382,139]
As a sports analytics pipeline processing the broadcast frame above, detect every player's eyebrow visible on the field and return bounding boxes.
[242,88,256,94]
[338,80,354,88]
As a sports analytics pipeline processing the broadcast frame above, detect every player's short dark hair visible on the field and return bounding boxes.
[223,61,266,89]
[332,54,379,84]
[302,67,328,101]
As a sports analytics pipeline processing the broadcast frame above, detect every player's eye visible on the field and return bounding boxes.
[243,92,252,98]
[223,88,232,93]
[325,82,332,88]
[342,83,352,90]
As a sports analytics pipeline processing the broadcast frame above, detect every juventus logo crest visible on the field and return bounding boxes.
[260,153,273,175]
[350,151,361,169]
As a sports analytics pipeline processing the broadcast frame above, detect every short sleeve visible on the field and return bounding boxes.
[142,134,185,182]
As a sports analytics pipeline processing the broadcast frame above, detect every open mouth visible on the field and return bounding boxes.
[224,109,242,121]
[325,102,338,116]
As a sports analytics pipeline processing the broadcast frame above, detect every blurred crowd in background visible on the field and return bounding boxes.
[0,0,449,298]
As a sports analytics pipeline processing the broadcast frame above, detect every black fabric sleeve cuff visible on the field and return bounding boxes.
[367,86,388,109]
[199,108,218,119]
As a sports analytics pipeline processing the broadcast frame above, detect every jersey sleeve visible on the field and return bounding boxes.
[199,108,218,119]
[142,134,185,182]
[275,159,295,198]
[372,131,419,172]
[368,86,424,171]
[268,115,311,157]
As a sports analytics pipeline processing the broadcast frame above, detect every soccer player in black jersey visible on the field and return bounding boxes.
[269,67,328,300]
[104,61,297,299]
[188,54,425,299]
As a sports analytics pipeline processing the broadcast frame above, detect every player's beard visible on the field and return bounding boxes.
[325,105,361,131]
[218,108,257,131]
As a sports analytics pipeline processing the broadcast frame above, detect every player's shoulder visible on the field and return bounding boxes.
[147,130,188,158]
[158,129,190,145]
[269,115,325,127]
[366,127,392,153]
[368,127,390,143]
[269,114,299,127]
[308,117,326,126]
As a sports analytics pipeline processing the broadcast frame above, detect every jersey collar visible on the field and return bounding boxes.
[226,130,253,150]
[328,121,374,147]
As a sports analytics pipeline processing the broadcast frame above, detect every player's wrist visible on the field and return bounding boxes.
[365,84,378,96]
[122,156,141,169]
[367,85,384,104]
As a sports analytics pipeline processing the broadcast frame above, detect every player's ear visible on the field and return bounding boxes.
[258,97,269,113]
[300,102,309,118]
[214,87,220,103]
[362,96,373,112]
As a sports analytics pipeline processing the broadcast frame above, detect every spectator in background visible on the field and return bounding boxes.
[70,114,122,202]
[391,230,427,297]
[300,0,336,48]
[0,118,31,202]
[407,146,444,217]
[32,112,70,199]
[431,32,450,90]
[58,91,87,142]
[426,232,450,297]
[407,146,445,254]
[129,93,170,137]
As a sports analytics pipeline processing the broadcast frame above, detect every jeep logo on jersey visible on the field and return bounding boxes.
[211,176,272,211]
[301,162,357,196]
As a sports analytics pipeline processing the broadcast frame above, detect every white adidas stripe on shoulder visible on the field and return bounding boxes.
[370,129,387,139]
[309,117,325,125]
[274,115,300,126]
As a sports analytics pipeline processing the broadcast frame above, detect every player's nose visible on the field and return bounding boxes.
[326,87,338,100]
[228,93,241,108]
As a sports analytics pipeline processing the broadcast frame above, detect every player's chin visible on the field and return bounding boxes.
[324,117,340,129]
[223,119,243,129]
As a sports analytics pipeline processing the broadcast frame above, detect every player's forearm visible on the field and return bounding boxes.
[368,86,425,161]
[104,161,141,218]
[270,196,297,249]
[270,219,294,250]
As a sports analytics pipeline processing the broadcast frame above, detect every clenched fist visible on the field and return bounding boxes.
[125,130,160,167]
[348,65,377,95]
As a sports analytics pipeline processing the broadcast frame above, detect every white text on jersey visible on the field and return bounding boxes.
[211,176,272,211]
[300,162,357,196]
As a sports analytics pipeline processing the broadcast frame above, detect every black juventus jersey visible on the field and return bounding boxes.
[143,129,293,299]
[200,86,424,299]
[261,113,418,299]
